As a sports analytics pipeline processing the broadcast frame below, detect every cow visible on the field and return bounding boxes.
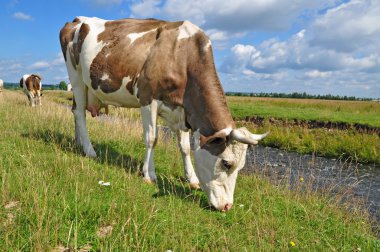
[19,74,42,106]
[0,79,3,92]
[60,17,268,212]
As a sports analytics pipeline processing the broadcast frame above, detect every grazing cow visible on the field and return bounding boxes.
[20,74,42,106]
[0,79,3,92]
[60,17,268,212]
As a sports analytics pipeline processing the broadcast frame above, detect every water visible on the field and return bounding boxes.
[243,145,380,228]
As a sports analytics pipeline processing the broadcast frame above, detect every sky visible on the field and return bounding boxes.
[0,0,379,98]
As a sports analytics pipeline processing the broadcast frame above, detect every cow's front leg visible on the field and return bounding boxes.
[72,84,96,158]
[176,130,200,189]
[141,100,159,183]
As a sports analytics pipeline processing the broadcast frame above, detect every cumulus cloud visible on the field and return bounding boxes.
[28,61,50,70]
[310,0,380,53]
[217,0,380,97]
[130,0,338,32]
[130,0,161,17]
[13,12,33,20]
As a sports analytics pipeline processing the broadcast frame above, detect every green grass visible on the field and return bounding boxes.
[226,96,379,164]
[41,90,380,163]
[227,96,380,127]
[0,90,379,251]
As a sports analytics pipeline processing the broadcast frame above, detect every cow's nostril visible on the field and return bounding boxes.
[223,203,233,212]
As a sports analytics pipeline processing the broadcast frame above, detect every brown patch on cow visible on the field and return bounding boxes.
[184,32,235,137]
[59,19,80,62]
[74,23,90,66]
[200,130,229,155]
[24,74,42,94]
[89,19,183,93]
[19,77,23,88]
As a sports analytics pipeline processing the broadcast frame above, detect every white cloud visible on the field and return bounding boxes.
[152,0,338,32]
[130,0,161,17]
[13,12,33,21]
[310,0,380,53]
[29,61,50,70]
[304,70,332,78]
[217,1,380,98]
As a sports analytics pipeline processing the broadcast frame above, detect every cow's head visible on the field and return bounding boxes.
[193,128,268,212]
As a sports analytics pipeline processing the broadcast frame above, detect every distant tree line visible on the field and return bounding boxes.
[3,81,68,91]
[225,91,376,101]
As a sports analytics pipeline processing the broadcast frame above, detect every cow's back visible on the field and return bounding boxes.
[60,17,189,107]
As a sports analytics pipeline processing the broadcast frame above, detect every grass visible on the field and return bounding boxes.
[227,96,380,164]
[0,90,379,251]
[42,91,380,163]
[227,96,380,127]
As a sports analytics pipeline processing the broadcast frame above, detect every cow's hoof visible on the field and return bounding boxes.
[189,183,200,189]
[143,178,156,184]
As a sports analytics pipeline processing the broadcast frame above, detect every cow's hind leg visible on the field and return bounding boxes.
[141,100,159,183]
[176,130,200,189]
[71,78,97,158]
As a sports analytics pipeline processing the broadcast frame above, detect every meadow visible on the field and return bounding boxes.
[0,90,379,251]
[227,96,380,164]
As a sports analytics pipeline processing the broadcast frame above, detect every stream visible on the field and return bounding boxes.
[243,145,380,231]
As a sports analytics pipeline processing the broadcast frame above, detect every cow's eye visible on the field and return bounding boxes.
[221,159,233,171]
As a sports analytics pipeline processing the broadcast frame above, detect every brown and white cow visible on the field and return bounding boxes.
[0,79,3,92]
[60,17,268,212]
[20,74,42,106]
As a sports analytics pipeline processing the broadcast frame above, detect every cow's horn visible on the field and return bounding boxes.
[230,128,269,145]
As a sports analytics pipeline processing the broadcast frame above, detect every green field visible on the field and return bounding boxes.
[226,96,380,164]
[227,96,380,127]
[0,90,379,250]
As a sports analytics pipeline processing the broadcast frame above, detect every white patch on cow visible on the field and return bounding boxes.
[90,76,140,108]
[157,101,188,132]
[204,40,212,51]
[178,21,199,40]
[128,29,156,44]
[79,17,108,85]
[100,73,110,81]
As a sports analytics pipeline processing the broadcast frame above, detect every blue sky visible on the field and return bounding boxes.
[1,0,379,98]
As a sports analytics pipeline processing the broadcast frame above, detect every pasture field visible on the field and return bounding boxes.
[0,90,379,251]
[227,96,380,127]
[45,92,380,164]
[227,96,380,164]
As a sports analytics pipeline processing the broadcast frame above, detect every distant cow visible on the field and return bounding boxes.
[0,79,3,92]
[60,17,268,212]
[19,74,42,106]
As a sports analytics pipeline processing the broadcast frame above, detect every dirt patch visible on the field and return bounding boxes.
[238,116,380,135]
[97,225,113,238]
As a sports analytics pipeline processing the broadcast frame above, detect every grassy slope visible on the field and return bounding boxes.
[0,90,379,251]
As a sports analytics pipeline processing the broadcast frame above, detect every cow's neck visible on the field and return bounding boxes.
[183,72,235,137]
